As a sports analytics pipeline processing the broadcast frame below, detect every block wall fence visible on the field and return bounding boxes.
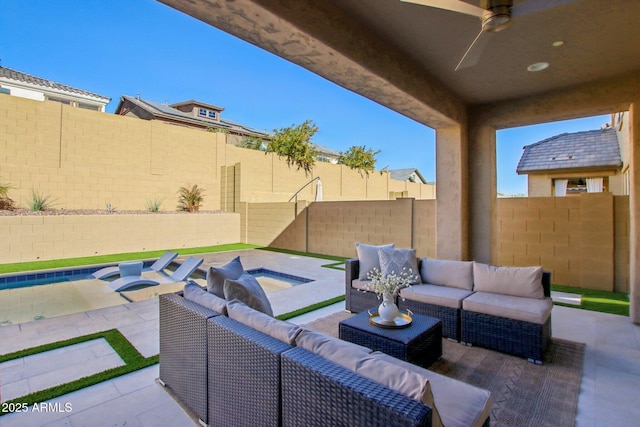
[0,213,240,263]
[249,194,629,292]
[0,96,434,213]
[0,96,630,292]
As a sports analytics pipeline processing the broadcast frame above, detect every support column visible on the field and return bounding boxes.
[630,102,640,324]
[435,125,469,260]
[468,124,497,264]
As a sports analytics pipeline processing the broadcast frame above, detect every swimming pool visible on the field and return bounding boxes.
[0,264,314,325]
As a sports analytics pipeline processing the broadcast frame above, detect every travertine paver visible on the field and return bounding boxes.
[3,250,637,426]
[1,339,124,401]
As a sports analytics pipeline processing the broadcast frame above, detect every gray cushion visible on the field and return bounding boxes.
[378,247,420,283]
[420,258,474,290]
[356,242,394,280]
[294,329,371,372]
[473,262,544,299]
[227,300,301,345]
[400,284,474,309]
[223,272,273,317]
[183,281,227,315]
[372,352,492,427]
[207,256,244,298]
[462,291,552,324]
[357,352,443,427]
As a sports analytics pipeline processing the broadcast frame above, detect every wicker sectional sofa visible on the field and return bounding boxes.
[346,256,552,364]
[159,287,492,427]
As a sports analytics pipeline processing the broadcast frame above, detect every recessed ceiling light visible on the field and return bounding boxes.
[527,62,549,72]
[552,41,564,47]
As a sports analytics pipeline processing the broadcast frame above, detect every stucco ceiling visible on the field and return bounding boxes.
[158,0,640,127]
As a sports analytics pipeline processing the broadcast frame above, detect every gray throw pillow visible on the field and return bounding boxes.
[207,256,244,298]
[356,242,395,280]
[378,247,420,283]
[223,272,274,317]
[184,281,228,315]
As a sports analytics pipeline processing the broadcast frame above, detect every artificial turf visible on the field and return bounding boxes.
[552,284,629,316]
[0,329,158,416]
[0,243,261,274]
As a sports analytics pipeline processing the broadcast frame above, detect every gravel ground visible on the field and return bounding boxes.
[0,208,226,216]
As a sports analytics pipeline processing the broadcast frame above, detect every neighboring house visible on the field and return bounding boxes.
[516,123,629,196]
[389,168,429,184]
[312,143,340,164]
[116,95,346,163]
[0,66,111,112]
[114,95,271,145]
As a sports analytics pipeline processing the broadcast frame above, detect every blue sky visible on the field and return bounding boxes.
[2,0,610,195]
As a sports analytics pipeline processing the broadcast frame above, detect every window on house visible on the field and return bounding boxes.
[47,96,72,105]
[198,108,207,117]
[208,111,217,119]
[78,103,100,111]
[555,177,609,196]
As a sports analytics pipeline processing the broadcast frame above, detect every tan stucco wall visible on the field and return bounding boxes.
[496,193,627,291]
[0,96,434,213]
[0,95,226,211]
[0,212,240,263]
[250,195,628,291]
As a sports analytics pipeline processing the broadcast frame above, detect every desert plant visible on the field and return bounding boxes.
[28,189,54,212]
[106,203,116,213]
[177,185,205,212]
[0,178,16,210]
[146,198,163,212]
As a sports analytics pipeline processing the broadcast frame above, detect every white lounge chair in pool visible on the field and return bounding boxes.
[108,256,204,292]
[91,251,179,279]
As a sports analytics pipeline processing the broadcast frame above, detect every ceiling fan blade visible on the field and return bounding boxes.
[511,0,579,18]
[455,29,492,71]
[400,0,484,18]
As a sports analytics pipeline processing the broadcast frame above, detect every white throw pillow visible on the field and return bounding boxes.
[356,242,395,280]
[378,247,420,284]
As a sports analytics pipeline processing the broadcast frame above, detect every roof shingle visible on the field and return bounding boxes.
[516,128,621,174]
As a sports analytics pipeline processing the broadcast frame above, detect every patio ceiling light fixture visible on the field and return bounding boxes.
[527,62,549,72]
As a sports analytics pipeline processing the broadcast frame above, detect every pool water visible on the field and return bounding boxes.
[0,265,313,326]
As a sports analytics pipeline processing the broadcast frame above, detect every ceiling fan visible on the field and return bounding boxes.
[401,0,577,71]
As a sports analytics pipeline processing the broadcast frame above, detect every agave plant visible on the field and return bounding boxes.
[177,185,205,212]
[28,189,55,212]
[146,198,163,213]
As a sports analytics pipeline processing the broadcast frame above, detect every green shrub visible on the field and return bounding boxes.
[0,178,16,210]
[177,185,205,212]
[146,198,163,212]
[28,189,54,212]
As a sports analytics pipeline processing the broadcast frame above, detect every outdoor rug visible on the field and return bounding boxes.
[304,311,585,427]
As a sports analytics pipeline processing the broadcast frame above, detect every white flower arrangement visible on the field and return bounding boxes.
[365,267,417,298]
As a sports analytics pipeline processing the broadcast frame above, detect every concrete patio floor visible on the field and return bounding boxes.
[1,250,639,426]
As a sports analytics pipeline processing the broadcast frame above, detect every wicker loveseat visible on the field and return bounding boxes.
[159,288,492,427]
[346,254,552,364]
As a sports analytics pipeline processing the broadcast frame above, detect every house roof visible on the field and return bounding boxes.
[311,143,340,157]
[389,168,428,183]
[0,66,110,102]
[116,95,269,138]
[516,127,622,174]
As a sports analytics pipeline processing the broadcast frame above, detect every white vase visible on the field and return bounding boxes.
[378,293,399,323]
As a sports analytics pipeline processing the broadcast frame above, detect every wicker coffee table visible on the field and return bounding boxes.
[339,310,442,368]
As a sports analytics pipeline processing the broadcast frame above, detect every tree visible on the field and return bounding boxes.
[338,145,380,174]
[267,120,319,175]
[239,136,267,151]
